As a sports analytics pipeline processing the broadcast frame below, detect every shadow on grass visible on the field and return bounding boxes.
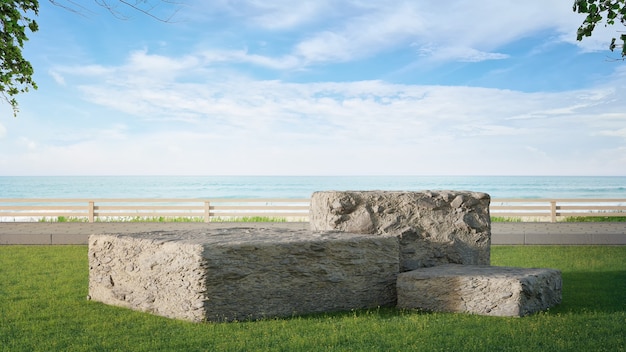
[281,270,626,322]
[550,271,626,314]
[231,268,626,324]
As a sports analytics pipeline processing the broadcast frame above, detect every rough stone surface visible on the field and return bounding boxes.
[396,264,562,317]
[310,190,491,271]
[88,228,399,322]
[88,190,563,321]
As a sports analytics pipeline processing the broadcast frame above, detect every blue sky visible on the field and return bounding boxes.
[1,0,625,176]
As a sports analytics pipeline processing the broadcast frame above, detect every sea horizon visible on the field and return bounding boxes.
[1,175,625,200]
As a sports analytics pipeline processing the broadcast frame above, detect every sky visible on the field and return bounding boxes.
[1,0,625,176]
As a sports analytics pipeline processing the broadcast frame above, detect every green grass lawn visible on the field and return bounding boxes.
[1,246,624,351]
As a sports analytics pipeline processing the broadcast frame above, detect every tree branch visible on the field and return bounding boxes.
[49,0,185,22]
[48,0,96,17]
[117,0,184,22]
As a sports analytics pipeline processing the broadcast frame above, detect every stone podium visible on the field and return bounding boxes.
[89,228,398,322]
[88,190,561,321]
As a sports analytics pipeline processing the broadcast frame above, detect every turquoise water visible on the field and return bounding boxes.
[0,176,625,199]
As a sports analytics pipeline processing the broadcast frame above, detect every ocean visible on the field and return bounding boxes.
[1,176,625,199]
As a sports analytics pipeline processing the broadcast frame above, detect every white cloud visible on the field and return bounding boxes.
[49,70,66,85]
[53,51,626,158]
[294,2,425,63]
[422,46,510,62]
[9,1,626,176]
[457,124,527,137]
[243,1,331,30]
[67,64,116,76]
[18,137,37,151]
[286,1,586,64]
[598,127,626,139]
[0,123,6,139]
[199,49,301,70]
[193,0,333,30]
[125,50,199,73]
[188,1,563,67]
[138,1,615,69]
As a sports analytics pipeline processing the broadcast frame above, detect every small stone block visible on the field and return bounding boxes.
[396,264,562,317]
[89,228,399,322]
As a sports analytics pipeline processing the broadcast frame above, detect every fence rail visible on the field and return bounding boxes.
[0,198,625,223]
[0,198,310,223]
[489,198,626,222]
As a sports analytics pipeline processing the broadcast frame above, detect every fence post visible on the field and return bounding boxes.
[550,200,557,223]
[88,201,95,223]
[204,201,210,223]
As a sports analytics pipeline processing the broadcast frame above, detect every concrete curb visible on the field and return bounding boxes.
[1,222,625,245]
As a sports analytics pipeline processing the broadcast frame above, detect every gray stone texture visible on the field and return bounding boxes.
[88,228,399,322]
[87,190,562,321]
[310,190,492,271]
[396,264,562,317]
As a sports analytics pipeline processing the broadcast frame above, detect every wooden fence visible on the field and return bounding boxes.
[0,198,310,223]
[0,198,625,223]
[489,198,626,222]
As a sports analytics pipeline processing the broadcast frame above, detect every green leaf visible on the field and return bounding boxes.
[0,0,39,117]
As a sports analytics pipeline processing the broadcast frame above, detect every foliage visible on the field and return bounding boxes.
[0,245,624,351]
[31,215,626,223]
[0,0,38,117]
[574,0,626,57]
[37,215,291,222]
[210,216,289,223]
[1,1,181,116]
[563,215,626,222]
[490,216,523,222]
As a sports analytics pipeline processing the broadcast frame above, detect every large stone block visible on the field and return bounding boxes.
[310,191,491,271]
[396,264,562,317]
[88,228,399,322]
